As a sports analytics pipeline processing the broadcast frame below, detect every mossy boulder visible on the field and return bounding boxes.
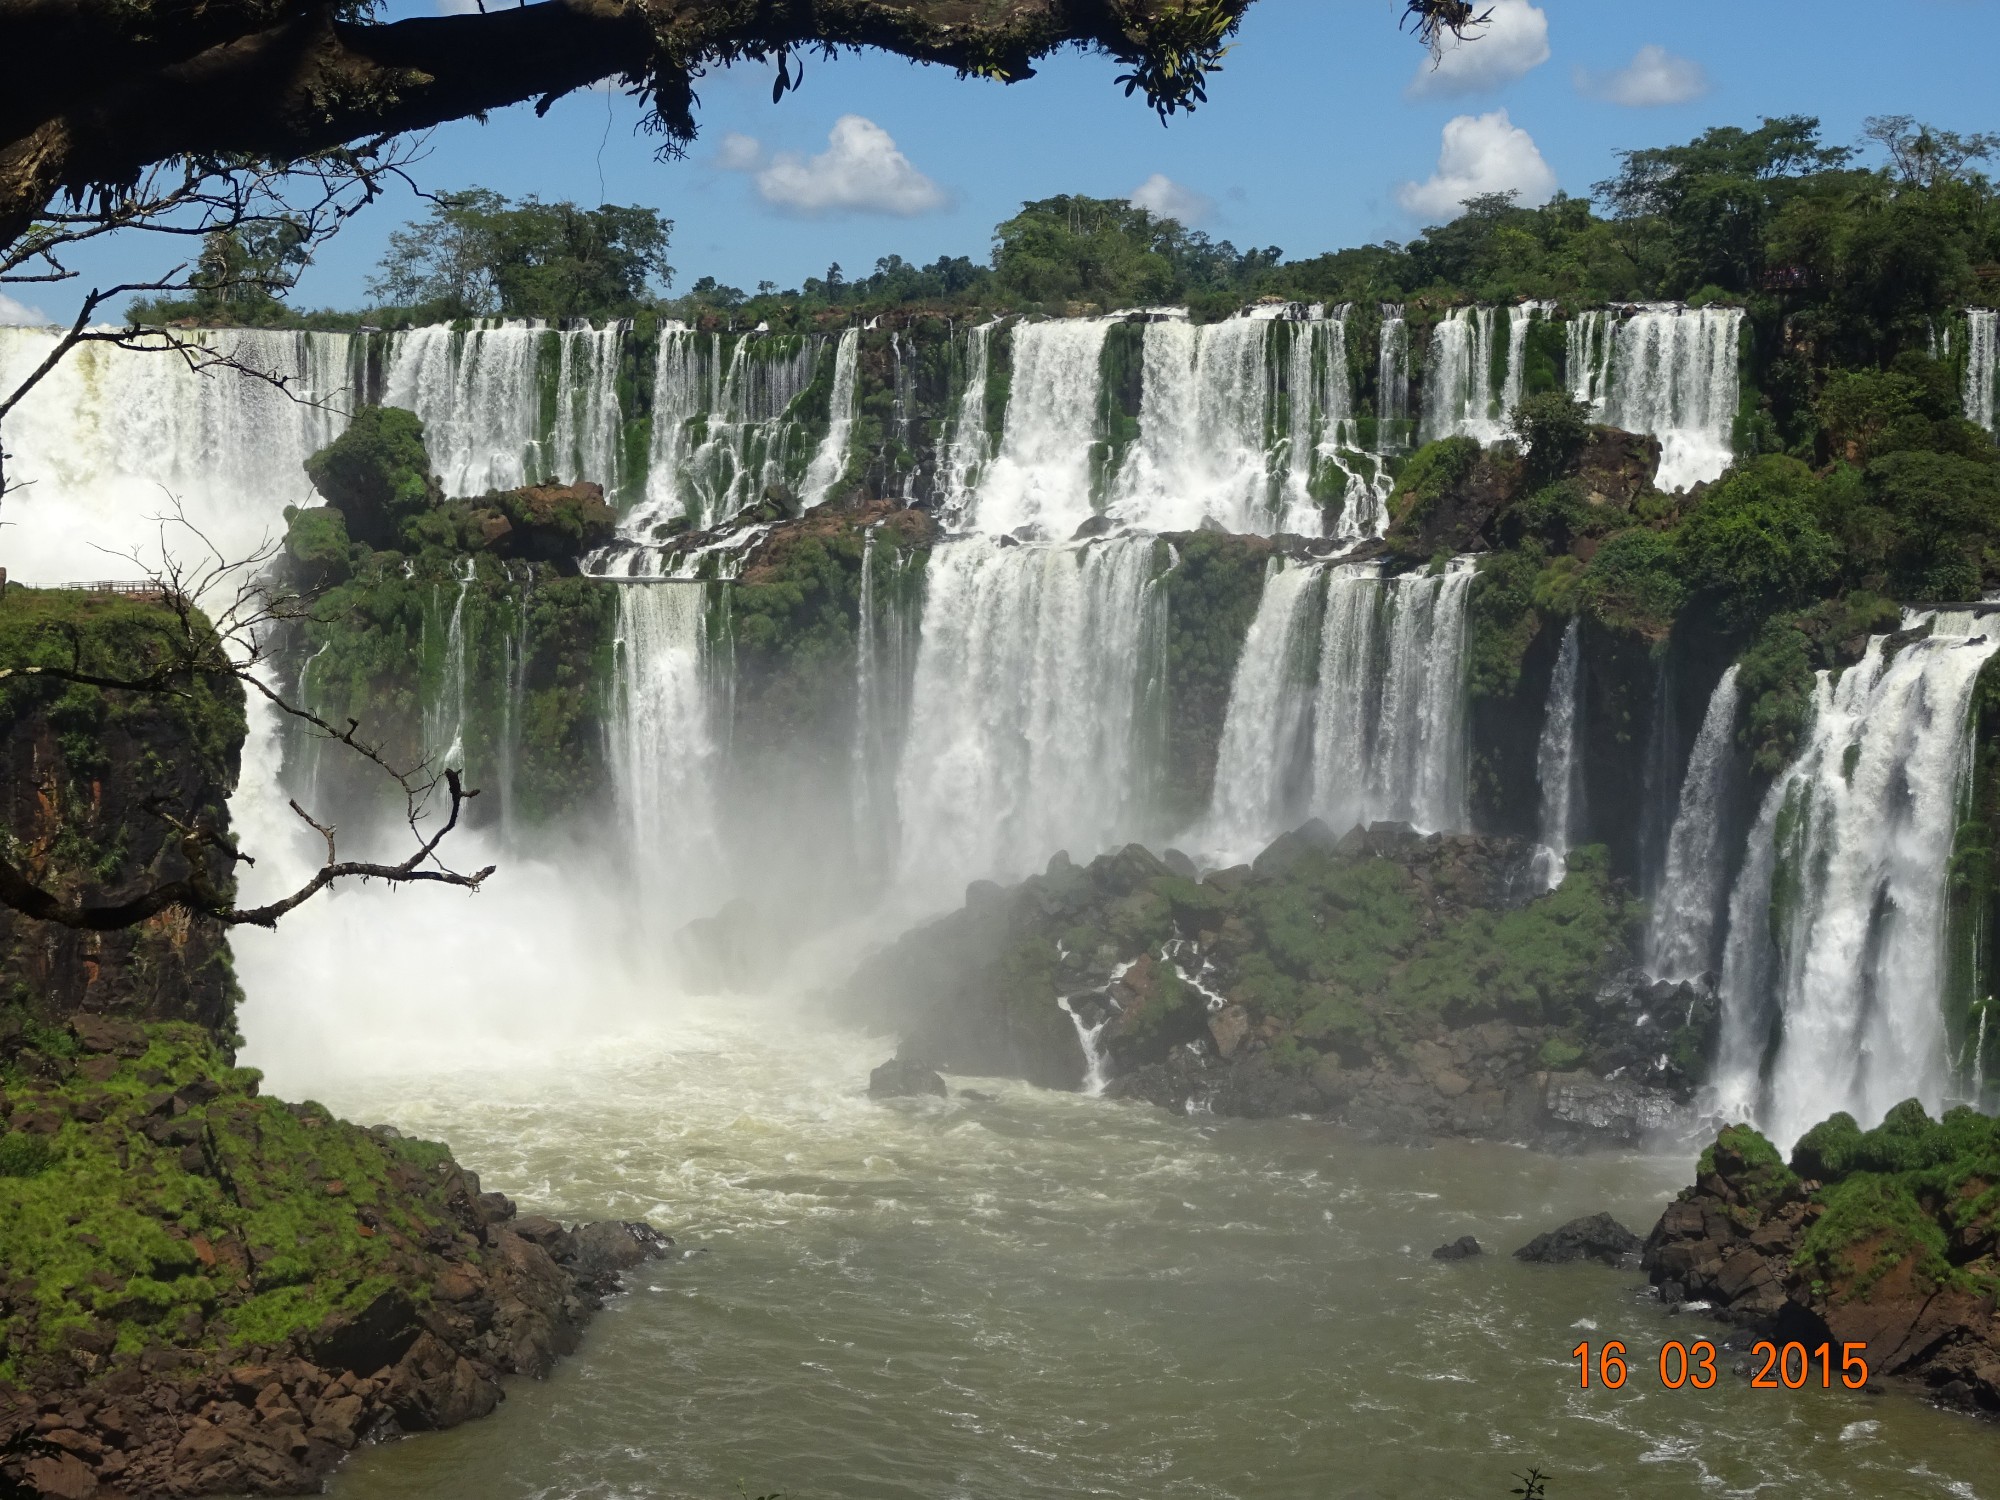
[1647,1102,2000,1414]
[302,405,442,551]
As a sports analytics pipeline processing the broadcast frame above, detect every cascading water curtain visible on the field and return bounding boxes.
[1710,612,2000,1147]
[893,534,1163,902]
[1964,309,1998,435]
[1646,664,1742,982]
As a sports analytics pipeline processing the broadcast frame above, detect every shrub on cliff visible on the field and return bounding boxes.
[1673,456,1840,630]
[303,405,442,550]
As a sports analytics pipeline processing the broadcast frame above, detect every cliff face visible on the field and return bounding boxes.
[1647,1110,2000,1417]
[0,589,245,1043]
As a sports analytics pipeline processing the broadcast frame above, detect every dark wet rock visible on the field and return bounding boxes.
[1070,515,1119,540]
[1161,848,1199,880]
[869,1058,948,1099]
[838,822,1681,1150]
[1514,1213,1642,1267]
[1432,1236,1483,1261]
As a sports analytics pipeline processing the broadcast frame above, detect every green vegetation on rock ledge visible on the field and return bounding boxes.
[1649,1102,2000,1413]
[0,1017,450,1385]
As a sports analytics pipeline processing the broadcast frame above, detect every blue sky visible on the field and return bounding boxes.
[8,0,2000,322]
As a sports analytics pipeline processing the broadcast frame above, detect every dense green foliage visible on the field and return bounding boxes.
[1785,1100,2000,1301]
[1226,844,1636,1061]
[366,190,674,323]
[0,1019,467,1382]
[302,405,440,550]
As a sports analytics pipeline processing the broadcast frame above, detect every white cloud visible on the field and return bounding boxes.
[715,132,763,172]
[723,116,947,218]
[1575,45,1710,107]
[1406,0,1550,98]
[1129,173,1213,225]
[1396,109,1558,221]
[0,291,50,326]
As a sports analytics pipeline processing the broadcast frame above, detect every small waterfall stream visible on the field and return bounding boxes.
[1530,619,1583,890]
[1964,309,1998,435]
[1595,305,1743,493]
[1646,665,1743,981]
[802,327,861,511]
[963,318,1115,538]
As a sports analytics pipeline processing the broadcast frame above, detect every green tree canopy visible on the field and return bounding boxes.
[368,192,674,322]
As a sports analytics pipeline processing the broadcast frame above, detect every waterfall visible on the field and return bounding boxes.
[1200,559,1325,859]
[549,323,628,499]
[1567,311,1611,410]
[0,326,357,582]
[802,327,860,511]
[1646,664,1742,981]
[495,584,531,843]
[612,582,724,914]
[588,326,823,574]
[1376,305,1412,454]
[1192,557,1475,857]
[1711,612,2000,1146]
[381,322,546,495]
[938,320,999,524]
[962,318,1114,538]
[1113,314,1279,535]
[1964,309,1998,435]
[850,527,910,878]
[1419,305,1545,446]
[1530,619,1583,891]
[893,535,1161,896]
[1598,305,1743,492]
[1342,561,1476,833]
[425,558,477,772]
[1058,995,1113,1095]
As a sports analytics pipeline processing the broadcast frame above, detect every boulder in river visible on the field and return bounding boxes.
[869,1058,948,1099]
[1432,1236,1483,1261]
[1513,1213,1642,1266]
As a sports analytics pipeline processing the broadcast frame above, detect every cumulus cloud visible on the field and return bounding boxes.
[1406,0,1550,98]
[0,291,50,326]
[720,116,947,217]
[1129,173,1213,225]
[1396,110,1558,221]
[1575,45,1710,107]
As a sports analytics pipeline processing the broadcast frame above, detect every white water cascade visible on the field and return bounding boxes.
[1592,305,1743,493]
[1376,305,1412,454]
[1114,314,1283,535]
[1964,309,1998,435]
[384,322,547,496]
[1530,619,1583,891]
[1420,304,1548,446]
[937,320,999,523]
[1646,665,1742,981]
[1199,560,1325,858]
[801,327,860,511]
[893,535,1162,899]
[549,324,629,498]
[1711,612,2000,1146]
[612,582,725,915]
[1197,558,1477,863]
[0,326,358,582]
[964,318,1115,538]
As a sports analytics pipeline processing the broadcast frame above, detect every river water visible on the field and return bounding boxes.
[237,981,1996,1500]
